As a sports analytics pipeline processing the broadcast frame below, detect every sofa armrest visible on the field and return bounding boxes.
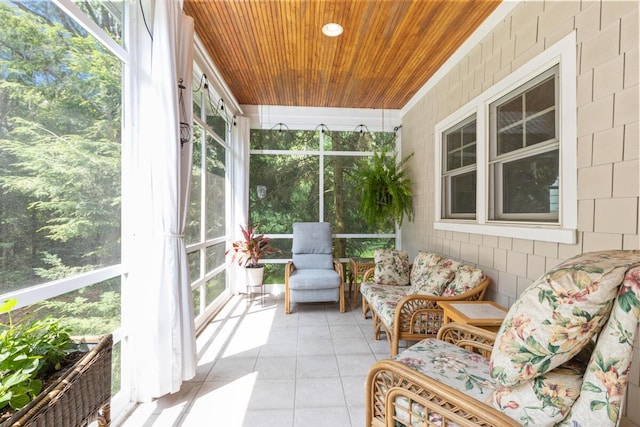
[362,267,374,283]
[437,323,497,357]
[366,359,519,427]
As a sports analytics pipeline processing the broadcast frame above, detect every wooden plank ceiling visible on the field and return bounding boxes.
[184,0,501,109]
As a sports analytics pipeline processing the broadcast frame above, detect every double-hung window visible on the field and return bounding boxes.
[434,32,577,244]
[489,67,559,223]
[442,116,477,219]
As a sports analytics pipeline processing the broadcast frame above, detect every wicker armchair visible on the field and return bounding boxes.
[366,323,518,427]
[361,267,490,356]
[365,250,640,427]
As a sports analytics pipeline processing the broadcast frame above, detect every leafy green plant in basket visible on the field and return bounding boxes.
[0,299,73,412]
[356,148,414,229]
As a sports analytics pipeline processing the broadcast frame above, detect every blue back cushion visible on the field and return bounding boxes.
[292,222,333,270]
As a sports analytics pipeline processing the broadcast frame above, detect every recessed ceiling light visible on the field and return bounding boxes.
[322,23,343,37]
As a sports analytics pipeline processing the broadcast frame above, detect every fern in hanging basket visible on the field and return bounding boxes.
[357,149,414,229]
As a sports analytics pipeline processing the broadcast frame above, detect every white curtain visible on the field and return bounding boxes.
[230,116,250,294]
[131,0,196,401]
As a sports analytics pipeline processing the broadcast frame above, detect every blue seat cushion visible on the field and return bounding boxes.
[288,269,341,290]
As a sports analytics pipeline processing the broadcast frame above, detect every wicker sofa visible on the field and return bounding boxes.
[366,250,640,427]
[360,250,490,356]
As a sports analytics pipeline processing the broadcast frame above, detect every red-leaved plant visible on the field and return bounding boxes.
[226,225,278,268]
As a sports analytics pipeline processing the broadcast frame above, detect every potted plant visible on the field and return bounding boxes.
[0,299,112,426]
[226,224,278,288]
[356,148,414,229]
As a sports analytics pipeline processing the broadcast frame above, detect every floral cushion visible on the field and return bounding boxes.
[558,266,640,427]
[410,265,454,296]
[490,250,639,387]
[362,282,412,329]
[396,339,496,402]
[410,251,444,287]
[442,264,485,297]
[374,249,410,286]
[487,344,592,426]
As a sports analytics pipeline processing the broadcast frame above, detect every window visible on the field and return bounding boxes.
[434,32,577,243]
[442,116,477,219]
[489,68,559,222]
[187,68,230,327]
[249,128,397,283]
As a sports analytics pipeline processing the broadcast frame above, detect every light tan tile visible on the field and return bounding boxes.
[602,0,638,31]
[506,250,527,277]
[577,69,593,107]
[621,6,639,52]
[493,18,512,53]
[614,85,640,127]
[493,249,507,271]
[578,199,595,232]
[558,242,583,260]
[516,277,534,298]
[483,235,499,248]
[577,95,615,137]
[594,197,638,234]
[469,234,483,245]
[613,160,640,198]
[501,39,516,69]
[545,256,563,271]
[498,236,512,250]
[512,41,545,71]
[582,231,623,252]
[539,1,580,37]
[544,16,576,48]
[625,121,639,160]
[460,242,479,264]
[578,164,613,199]
[511,1,543,32]
[534,241,558,258]
[575,1,601,44]
[623,234,640,250]
[624,48,639,88]
[484,51,501,80]
[512,238,534,254]
[479,247,494,269]
[526,254,546,281]
[497,271,518,299]
[577,134,593,168]
[514,21,539,59]
[624,383,640,425]
[593,126,625,164]
[594,55,625,100]
[582,19,621,71]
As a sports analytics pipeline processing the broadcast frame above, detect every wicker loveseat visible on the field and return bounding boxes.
[366,250,640,427]
[360,250,490,356]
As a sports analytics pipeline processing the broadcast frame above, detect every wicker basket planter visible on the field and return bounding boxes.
[2,334,113,427]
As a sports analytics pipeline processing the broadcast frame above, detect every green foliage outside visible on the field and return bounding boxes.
[0,1,122,395]
[249,129,398,266]
[0,0,121,326]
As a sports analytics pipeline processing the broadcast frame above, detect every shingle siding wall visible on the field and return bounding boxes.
[401,1,639,424]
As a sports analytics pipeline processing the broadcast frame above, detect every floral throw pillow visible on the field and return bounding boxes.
[442,265,485,297]
[410,265,454,296]
[487,343,593,426]
[490,250,639,387]
[374,249,410,286]
[410,251,443,286]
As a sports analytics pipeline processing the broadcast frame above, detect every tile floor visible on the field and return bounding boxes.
[118,291,392,427]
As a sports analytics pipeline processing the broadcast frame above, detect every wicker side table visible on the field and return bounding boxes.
[348,257,374,304]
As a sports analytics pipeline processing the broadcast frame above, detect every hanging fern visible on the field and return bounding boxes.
[357,149,414,229]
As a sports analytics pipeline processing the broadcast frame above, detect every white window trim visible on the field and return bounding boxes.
[434,31,577,244]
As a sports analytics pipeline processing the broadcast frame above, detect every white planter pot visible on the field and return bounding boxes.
[245,265,264,287]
